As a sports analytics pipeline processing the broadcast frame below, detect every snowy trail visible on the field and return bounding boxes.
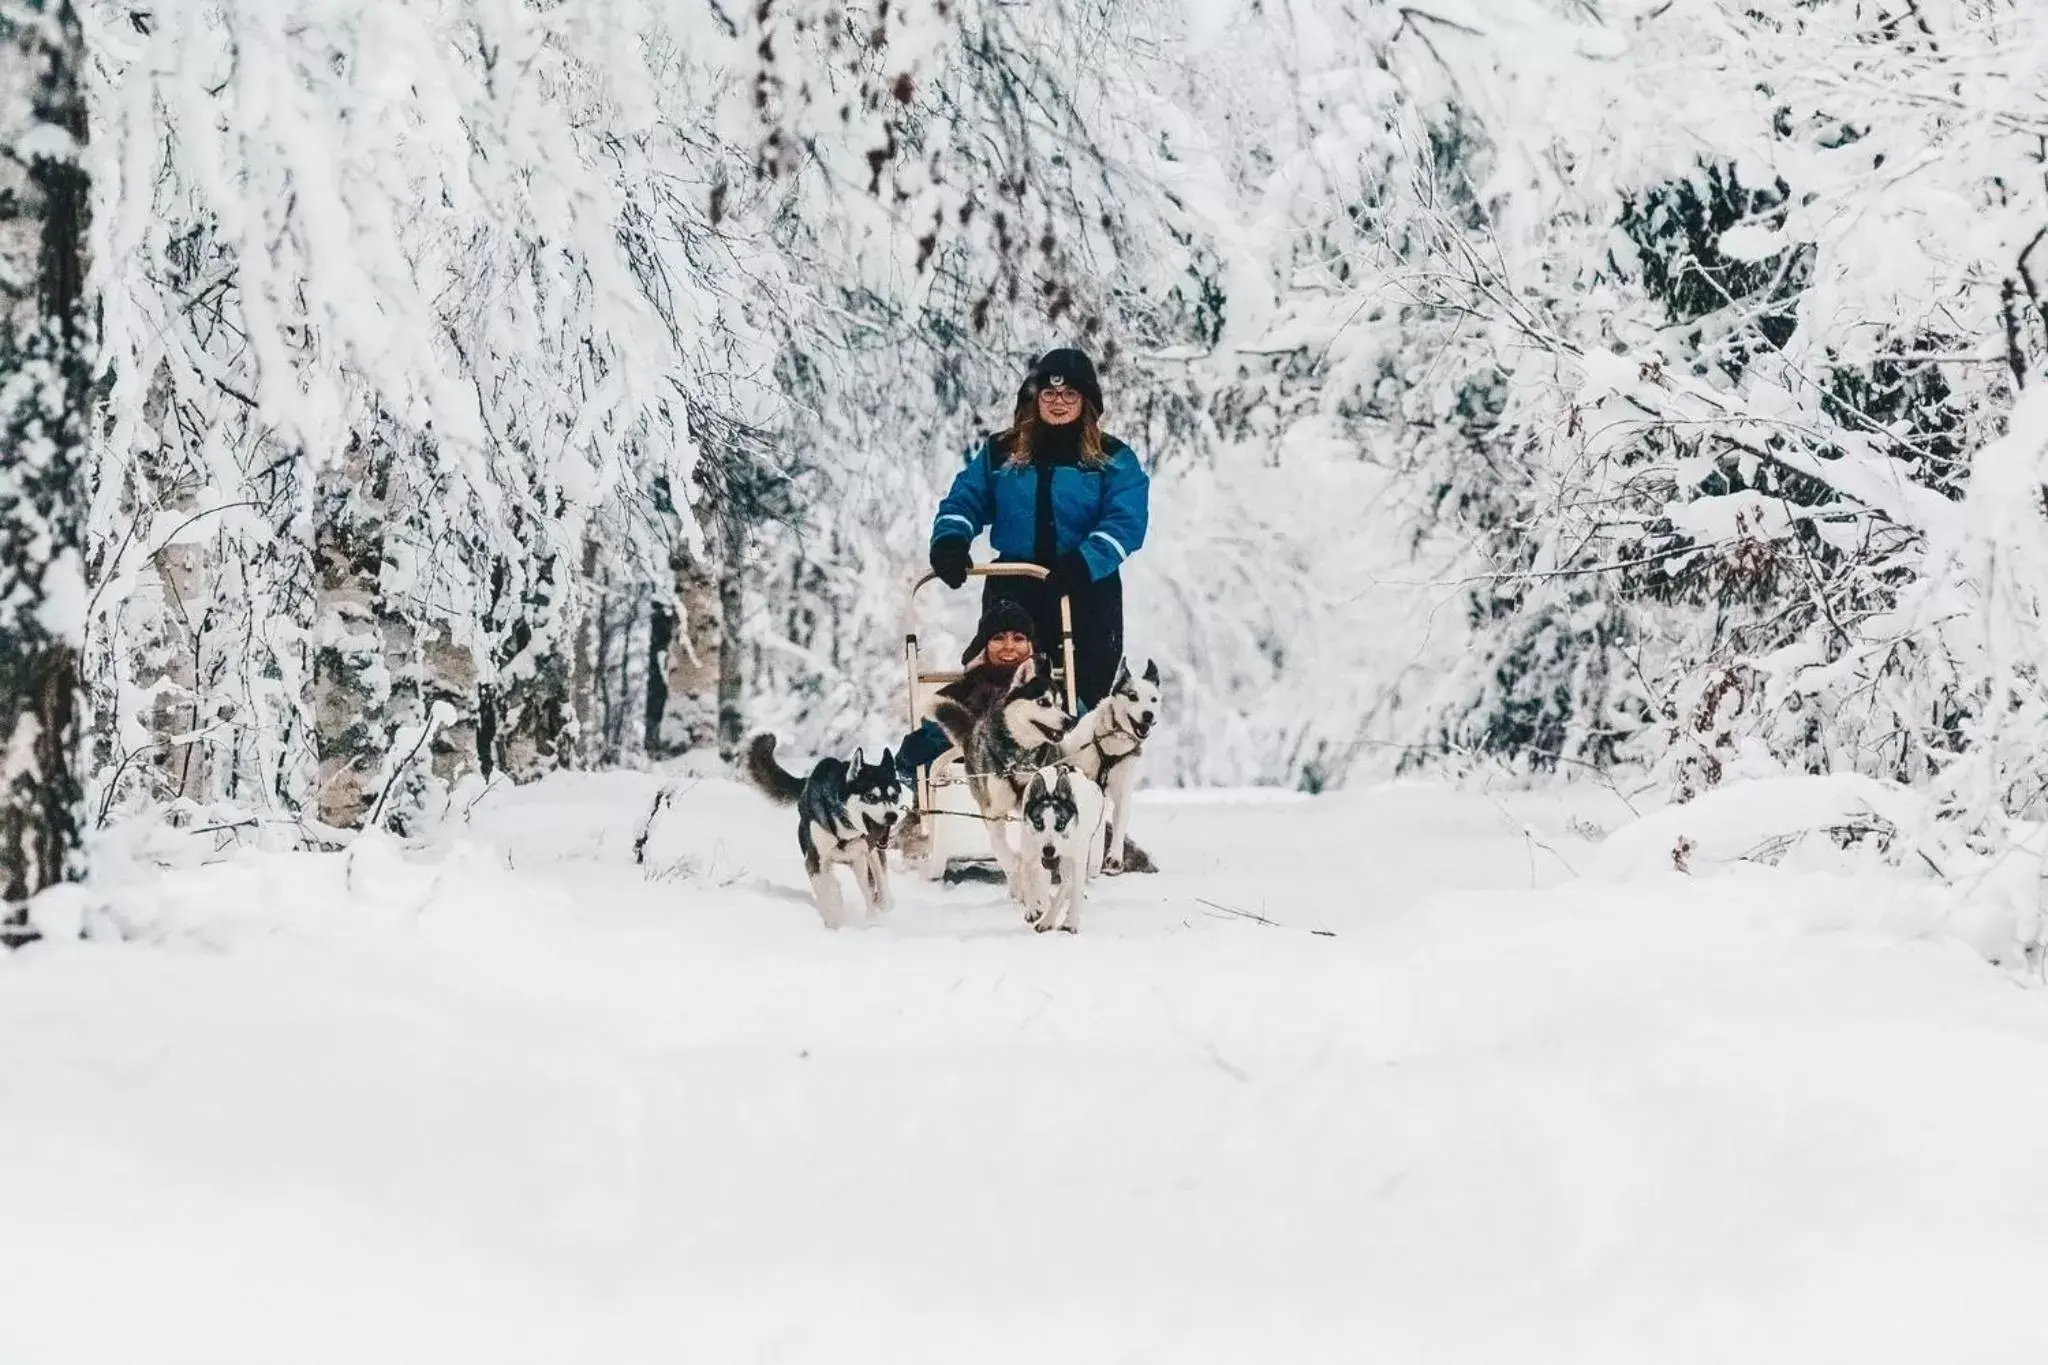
[8,774,2048,1363]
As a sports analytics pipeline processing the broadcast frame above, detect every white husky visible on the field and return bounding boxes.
[1017,765,1107,934]
[1057,658,1161,872]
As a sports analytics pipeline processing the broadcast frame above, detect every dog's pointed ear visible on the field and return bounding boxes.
[1055,768,1074,798]
[877,747,895,776]
[848,747,866,779]
[1142,658,1161,685]
[1113,657,1131,690]
[1010,656,1037,689]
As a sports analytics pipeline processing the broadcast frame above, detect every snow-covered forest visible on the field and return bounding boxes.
[0,1,2032,866]
[0,0,2032,900]
[13,1,2040,889]
[17,3,2048,1355]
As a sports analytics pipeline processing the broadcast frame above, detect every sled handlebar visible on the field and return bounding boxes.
[910,562,1051,594]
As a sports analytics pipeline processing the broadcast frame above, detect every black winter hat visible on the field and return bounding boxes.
[1025,347,1103,412]
[961,596,1040,664]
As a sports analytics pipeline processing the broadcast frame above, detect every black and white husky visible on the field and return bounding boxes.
[744,734,910,928]
[1058,658,1161,872]
[935,657,1075,895]
[1018,765,1107,934]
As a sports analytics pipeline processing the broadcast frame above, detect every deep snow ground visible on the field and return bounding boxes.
[7,772,2048,1364]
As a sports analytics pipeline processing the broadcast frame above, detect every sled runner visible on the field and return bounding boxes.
[902,562,1077,882]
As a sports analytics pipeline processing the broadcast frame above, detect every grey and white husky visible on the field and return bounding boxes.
[1018,765,1107,934]
[934,657,1075,895]
[744,734,910,927]
[1057,658,1161,872]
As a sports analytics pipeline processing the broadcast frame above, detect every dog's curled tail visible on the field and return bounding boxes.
[743,733,806,806]
[930,699,974,750]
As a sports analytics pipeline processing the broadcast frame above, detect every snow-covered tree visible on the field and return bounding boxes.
[0,0,90,946]
[82,0,758,834]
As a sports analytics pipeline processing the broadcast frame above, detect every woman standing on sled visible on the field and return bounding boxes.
[895,347,1157,872]
[926,346,1149,710]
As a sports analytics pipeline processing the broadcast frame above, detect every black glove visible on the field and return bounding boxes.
[930,537,971,589]
[1051,550,1093,594]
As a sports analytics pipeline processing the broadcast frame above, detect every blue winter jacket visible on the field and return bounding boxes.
[929,435,1150,582]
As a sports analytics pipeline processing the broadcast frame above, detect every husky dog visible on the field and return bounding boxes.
[744,734,909,927]
[1058,658,1162,872]
[1018,765,1107,933]
[934,657,1075,894]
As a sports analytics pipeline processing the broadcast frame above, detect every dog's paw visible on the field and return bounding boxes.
[1033,916,1060,934]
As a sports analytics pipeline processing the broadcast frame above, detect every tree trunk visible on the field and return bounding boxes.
[0,2,91,947]
[422,626,479,794]
[716,524,746,758]
[571,537,602,763]
[657,548,722,755]
[151,487,210,807]
[484,547,576,782]
[612,584,641,762]
[309,436,392,831]
[97,362,210,820]
[644,600,675,755]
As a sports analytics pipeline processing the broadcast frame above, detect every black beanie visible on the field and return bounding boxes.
[1025,348,1103,412]
[961,597,1040,664]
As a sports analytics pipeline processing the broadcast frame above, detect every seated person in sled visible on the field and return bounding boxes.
[894,597,1042,777]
